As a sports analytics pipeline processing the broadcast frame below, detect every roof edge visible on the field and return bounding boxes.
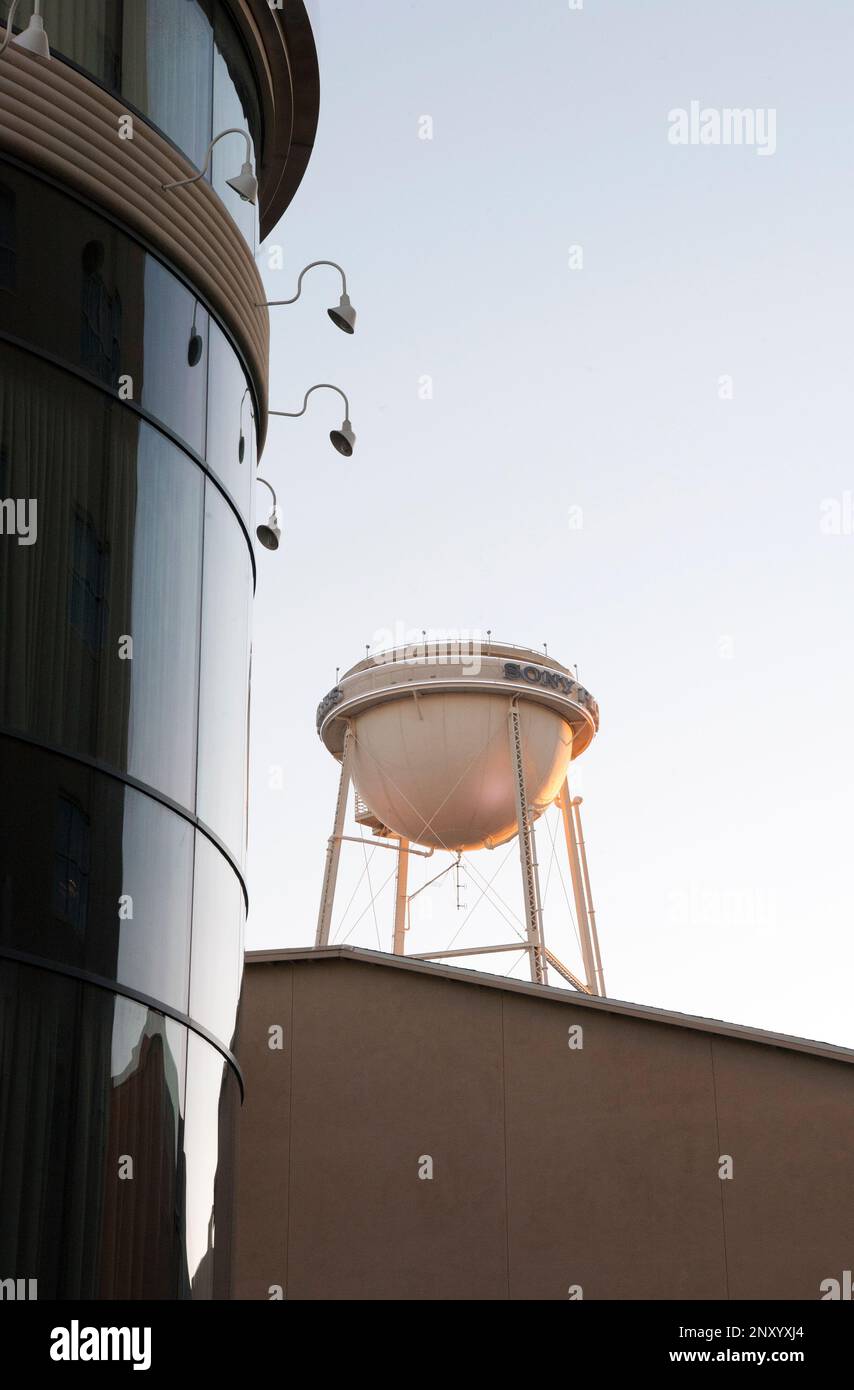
[244,945,854,1067]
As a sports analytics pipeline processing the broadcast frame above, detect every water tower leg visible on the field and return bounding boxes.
[316,724,354,947]
[393,837,410,954]
[508,704,548,985]
[558,780,598,994]
[573,795,606,996]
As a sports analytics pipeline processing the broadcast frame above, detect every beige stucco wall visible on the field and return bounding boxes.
[233,951,854,1300]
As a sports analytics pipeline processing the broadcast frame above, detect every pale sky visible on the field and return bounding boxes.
[247,0,854,1048]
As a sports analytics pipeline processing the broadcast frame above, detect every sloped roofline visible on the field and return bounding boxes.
[245,944,854,1067]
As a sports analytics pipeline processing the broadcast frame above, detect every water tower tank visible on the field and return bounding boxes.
[316,641,599,852]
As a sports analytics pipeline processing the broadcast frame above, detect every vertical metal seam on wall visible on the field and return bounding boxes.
[709,1036,731,1299]
[500,993,512,1300]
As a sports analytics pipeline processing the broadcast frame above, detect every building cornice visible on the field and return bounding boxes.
[234,0,320,239]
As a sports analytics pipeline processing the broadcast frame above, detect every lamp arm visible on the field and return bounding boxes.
[0,0,22,54]
[269,383,351,421]
[257,477,277,508]
[162,128,251,191]
[261,260,348,309]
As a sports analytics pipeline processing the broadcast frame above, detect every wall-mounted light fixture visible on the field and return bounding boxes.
[162,128,257,205]
[260,261,356,335]
[187,302,204,367]
[255,478,281,552]
[269,384,355,457]
[239,387,254,463]
[0,0,51,58]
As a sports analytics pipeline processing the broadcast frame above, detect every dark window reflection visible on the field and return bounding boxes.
[0,740,193,1013]
[80,239,122,386]
[0,181,16,290]
[0,960,196,1299]
[52,796,90,929]
[0,347,204,811]
[0,159,260,515]
[0,160,214,464]
[70,512,110,655]
[0,958,239,1299]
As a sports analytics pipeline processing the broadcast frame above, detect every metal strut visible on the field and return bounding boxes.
[315,724,354,946]
[508,702,548,985]
[393,837,410,954]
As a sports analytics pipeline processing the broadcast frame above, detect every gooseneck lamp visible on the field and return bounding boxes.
[269,384,355,457]
[255,478,281,552]
[162,128,258,205]
[0,0,51,58]
[260,261,356,335]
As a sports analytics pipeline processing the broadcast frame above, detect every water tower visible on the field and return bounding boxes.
[314,638,605,993]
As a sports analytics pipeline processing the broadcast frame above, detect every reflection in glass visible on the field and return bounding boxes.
[0,740,194,1014]
[197,482,252,863]
[0,159,256,506]
[80,238,122,387]
[0,348,204,812]
[183,1030,238,1298]
[52,796,91,929]
[140,258,208,456]
[0,180,17,289]
[19,1,215,172]
[0,961,189,1299]
[189,836,244,1051]
[205,320,255,521]
[3,1,262,252]
[115,791,194,1013]
[126,424,204,807]
[212,2,260,250]
[121,0,215,172]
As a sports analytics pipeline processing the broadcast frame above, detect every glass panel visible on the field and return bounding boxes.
[0,179,16,291]
[212,1,261,251]
[6,2,215,171]
[0,742,194,1014]
[197,482,252,864]
[125,423,204,804]
[121,0,214,171]
[189,834,244,1051]
[1,3,261,248]
[115,791,194,1012]
[0,348,204,811]
[139,258,209,457]
[0,161,213,459]
[5,2,123,89]
[182,1030,239,1299]
[205,320,255,521]
[0,961,188,1299]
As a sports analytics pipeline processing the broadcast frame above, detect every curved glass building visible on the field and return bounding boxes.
[0,0,318,1298]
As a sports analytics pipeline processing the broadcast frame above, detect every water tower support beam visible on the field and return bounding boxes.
[558,780,599,995]
[573,795,606,996]
[508,703,548,986]
[393,838,410,954]
[316,723,354,947]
